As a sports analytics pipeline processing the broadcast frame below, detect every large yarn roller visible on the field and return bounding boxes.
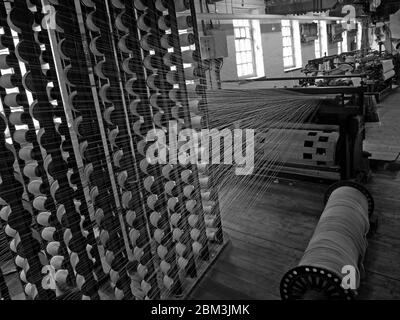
[280,181,374,300]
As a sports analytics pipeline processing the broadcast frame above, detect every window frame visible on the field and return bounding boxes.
[233,19,257,78]
[281,20,296,70]
[314,20,328,59]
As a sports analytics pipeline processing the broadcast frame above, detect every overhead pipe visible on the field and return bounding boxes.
[194,13,345,22]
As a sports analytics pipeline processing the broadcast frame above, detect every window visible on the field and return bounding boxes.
[314,21,328,58]
[356,21,362,50]
[281,20,295,69]
[340,30,348,53]
[281,20,302,71]
[233,20,255,78]
[337,20,343,54]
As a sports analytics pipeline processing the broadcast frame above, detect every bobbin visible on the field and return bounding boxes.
[280,181,374,300]
[324,180,374,218]
[280,265,355,300]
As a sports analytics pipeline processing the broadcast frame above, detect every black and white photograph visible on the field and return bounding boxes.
[0,0,400,313]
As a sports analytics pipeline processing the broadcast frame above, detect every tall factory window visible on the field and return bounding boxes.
[281,20,295,69]
[341,30,348,53]
[233,19,256,77]
[281,20,302,71]
[357,21,362,50]
[314,20,328,58]
[338,31,348,54]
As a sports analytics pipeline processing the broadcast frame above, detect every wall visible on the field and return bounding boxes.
[208,21,344,89]
[195,0,348,89]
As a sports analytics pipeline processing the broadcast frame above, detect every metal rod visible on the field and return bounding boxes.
[222,74,368,84]
[194,13,345,22]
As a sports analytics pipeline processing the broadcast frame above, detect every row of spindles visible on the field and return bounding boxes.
[187,0,224,244]
[109,0,182,299]
[0,0,102,300]
[156,0,216,277]
[0,0,224,300]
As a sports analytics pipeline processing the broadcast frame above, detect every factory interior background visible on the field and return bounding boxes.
[1,0,400,301]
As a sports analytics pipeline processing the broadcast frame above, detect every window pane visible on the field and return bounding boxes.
[242,64,248,76]
[240,39,245,51]
[283,37,291,47]
[236,52,242,64]
[241,52,246,63]
[243,41,248,51]
[283,47,293,57]
[235,39,240,51]
[247,63,254,75]
[244,64,248,75]
[237,64,243,77]
[284,57,288,67]
[246,51,252,63]
[282,27,290,37]
[283,57,291,67]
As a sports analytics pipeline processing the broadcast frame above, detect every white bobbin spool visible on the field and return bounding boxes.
[126,210,136,227]
[192,241,203,255]
[190,228,200,241]
[170,213,181,227]
[178,257,188,270]
[129,228,140,246]
[24,283,38,300]
[110,270,119,285]
[175,243,186,256]
[149,211,161,227]
[157,245,168,260]
[188,214,198,228]
[137,264,148,279]
[141,280,152,295]
[133,247,144,262]
[173,228,183,241]
[115,287,124,300]
[154,228,164,243]
[160,260,171,274]
[163,275,174,290]
[50,256,64,270]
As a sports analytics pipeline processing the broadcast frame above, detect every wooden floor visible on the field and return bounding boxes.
[190,168,400,300]
[364,88,400,161]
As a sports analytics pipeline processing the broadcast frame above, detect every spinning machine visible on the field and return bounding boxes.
[0,0,225,300]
